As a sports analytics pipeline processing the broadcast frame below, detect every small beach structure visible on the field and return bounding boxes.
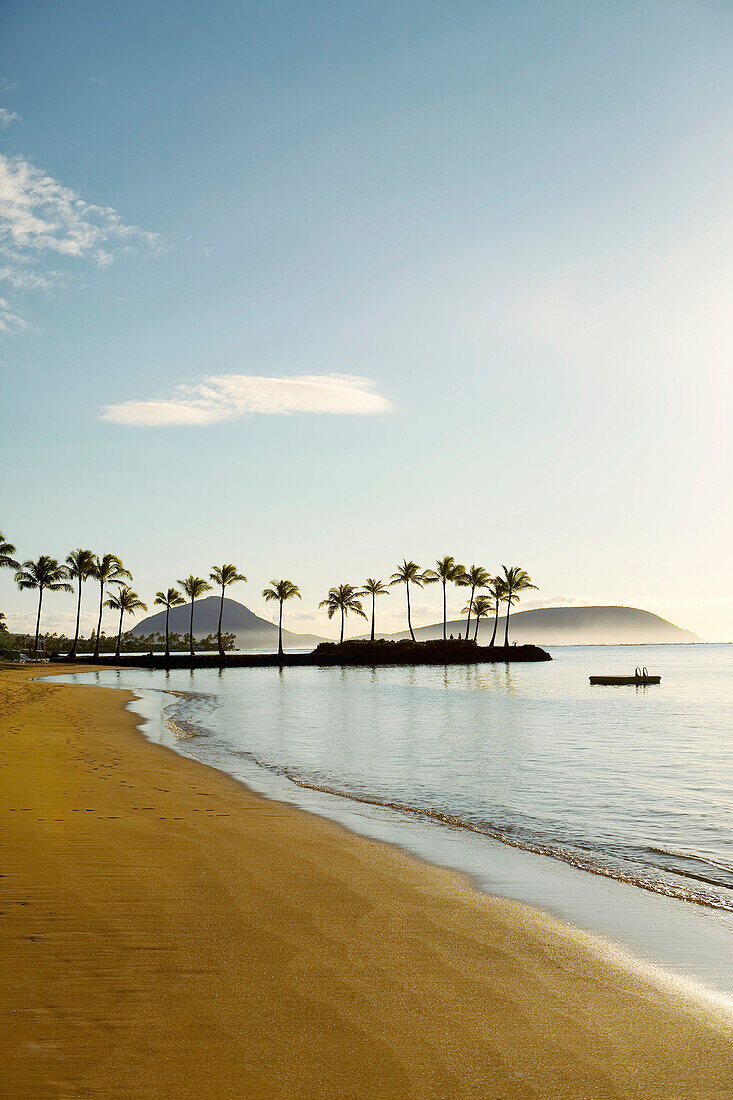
[589,666,661,685]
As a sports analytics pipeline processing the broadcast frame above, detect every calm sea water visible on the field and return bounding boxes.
[56,644,733,994]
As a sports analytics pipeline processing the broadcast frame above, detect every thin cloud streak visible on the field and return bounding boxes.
[102,373,393,426]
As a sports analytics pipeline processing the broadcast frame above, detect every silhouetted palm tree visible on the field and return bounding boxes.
[0,531,18,571]
[501,565,538,646]
[90,555,131,659]
[262,579,301,657]
[487,575,508,646]
[433,556,465,639]
[362,578,390,641]
[105,586,147,658]
[390,560,436,642]
[457,565,491,639]
[65,548,95,657]
[14,556,73,652]
[210,564,247,658]
[178,575,213,657]
[154,587,185,658]
[319,584,367,643]
[463,594,492,642]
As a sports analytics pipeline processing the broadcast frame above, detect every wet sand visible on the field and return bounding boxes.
[1,665,731,1098]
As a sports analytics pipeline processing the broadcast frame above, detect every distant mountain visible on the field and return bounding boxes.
[368,606,700,645]
[130,596,325,651]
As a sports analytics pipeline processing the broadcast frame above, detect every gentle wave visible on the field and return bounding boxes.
[204,737,733,913]
[156,680,733,915]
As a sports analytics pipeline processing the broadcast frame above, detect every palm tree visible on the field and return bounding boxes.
[390,560,436,642]
[501,565,538,646]
[262,579,301,657]
[0,531,18,571]
[65,548,95,657]
[154,587,185,658]
[433,556,465,639]
[464,594,492,642]
[14,556,73,652]
[319,584,367,643]
[104,586,147,658]
[362,578,390,641]
[210,564,247,658]
[178,575,213,657]
[457,565,492,640]
[90,555,131,659]
[487,575,508,646]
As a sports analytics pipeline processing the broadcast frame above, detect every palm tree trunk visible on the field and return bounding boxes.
[94,582,104,659]
[278,601,283,657]
[465,585,475,639]
[34,587,43,652]
[406,581,415,642]
[165,606,170,659]
[442,581,447,640]
[490,599,499,646]
[474,615,480,642]
[504,591,512,647]
[340,607,345,644]
[116,607,124,658]
[70,578,82,657]
[217,585,225,658]
[371,594,375,642]
[189,600,195,658]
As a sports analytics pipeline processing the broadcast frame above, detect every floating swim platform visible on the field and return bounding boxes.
[590,666,660,686]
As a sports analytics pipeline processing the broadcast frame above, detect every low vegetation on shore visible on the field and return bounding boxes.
[0,529,537,659]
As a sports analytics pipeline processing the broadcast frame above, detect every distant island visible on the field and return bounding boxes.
[130,595,325,651]
[370,605,699,645]
[127,598,699,652]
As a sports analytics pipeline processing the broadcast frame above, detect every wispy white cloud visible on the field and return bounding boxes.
[0,108,18,128]
[102,373,393,426]
[0,262,61,291]
[0,131,160,333]
[0,296,29,334]
[0,154,161,266]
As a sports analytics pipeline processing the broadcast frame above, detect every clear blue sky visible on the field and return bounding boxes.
[1,1,732,639]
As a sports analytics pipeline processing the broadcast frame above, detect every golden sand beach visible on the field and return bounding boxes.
[1,665,731,1098]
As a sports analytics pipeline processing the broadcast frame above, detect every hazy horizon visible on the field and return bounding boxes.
[2,2,732,640]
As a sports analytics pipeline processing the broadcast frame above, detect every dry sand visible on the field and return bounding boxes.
[1,664,731,1098]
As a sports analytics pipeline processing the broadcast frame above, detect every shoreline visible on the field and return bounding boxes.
[113,667,733,998]
[2,664,732,1098]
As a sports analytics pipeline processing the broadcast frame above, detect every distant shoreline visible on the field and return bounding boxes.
[61,639,552,670]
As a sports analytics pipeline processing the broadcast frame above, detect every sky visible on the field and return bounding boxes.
[1,1,732,641]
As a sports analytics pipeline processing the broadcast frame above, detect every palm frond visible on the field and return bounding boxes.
[210,563,247,587]
[177,574,213,599]
[14,556,73,593]
[0,531,19,571]
[263,579,301,602]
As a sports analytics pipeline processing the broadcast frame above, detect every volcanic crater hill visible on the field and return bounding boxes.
[369,605,700,645]
[130,596,325,650]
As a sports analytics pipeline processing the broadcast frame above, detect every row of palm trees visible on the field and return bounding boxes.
[2,531,537,658]
[320,558,537,647]
[1,531,302,659]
